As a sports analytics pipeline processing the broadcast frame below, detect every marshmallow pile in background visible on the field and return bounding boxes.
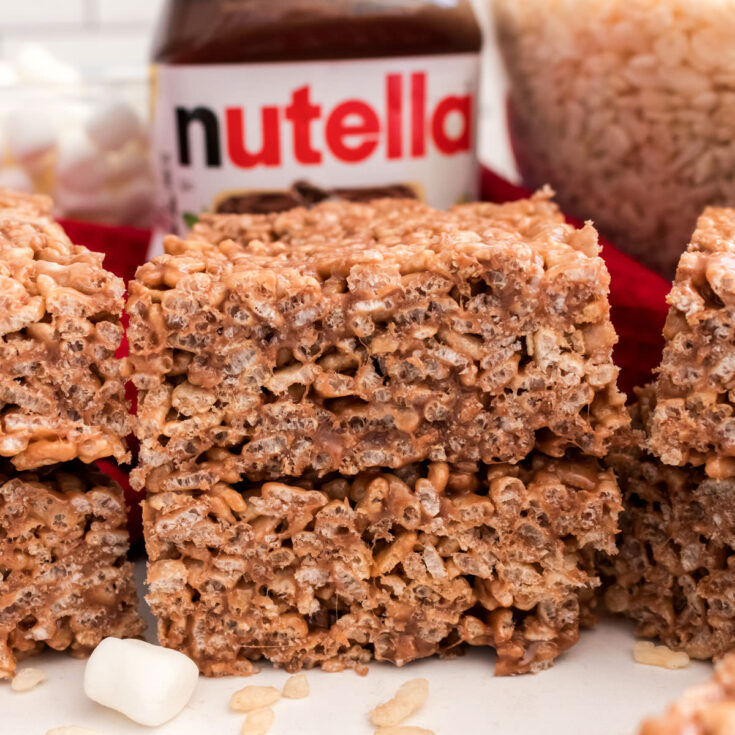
[0,44,153,227]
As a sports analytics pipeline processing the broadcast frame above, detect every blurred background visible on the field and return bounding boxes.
[0,0,509,165]
[0,0,516,226]
[3,0,727,279]
[0,0,162,77]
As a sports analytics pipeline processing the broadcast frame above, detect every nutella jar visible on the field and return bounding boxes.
[150,0,482,238]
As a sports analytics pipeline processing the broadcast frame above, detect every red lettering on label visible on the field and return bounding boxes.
[176,71,477,170]
[431,95,472,155]
[325,100,380,163]
[411,72,426,158]
[285,86,322,165]
[386,73,402,160]
[225,107,281,168]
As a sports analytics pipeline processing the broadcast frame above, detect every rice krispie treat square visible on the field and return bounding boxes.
[0,189,130,470]
[603,384,735,661]
[604,447,735,661]
[127,193,629,492]
[143,453,621,676]
[0,461,144,678]
[650,206,735,477]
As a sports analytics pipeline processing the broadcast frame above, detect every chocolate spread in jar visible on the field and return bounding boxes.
[150,0,482,235]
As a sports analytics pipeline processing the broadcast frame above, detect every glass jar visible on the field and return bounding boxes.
[0,75,153,226]
[494,0,735,276]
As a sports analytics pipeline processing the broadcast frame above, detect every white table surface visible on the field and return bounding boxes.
[1,560,715,735]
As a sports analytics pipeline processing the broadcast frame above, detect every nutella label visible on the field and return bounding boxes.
[151,54,479,237]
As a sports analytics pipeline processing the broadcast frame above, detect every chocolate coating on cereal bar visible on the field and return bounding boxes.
[0,189,130,470]
[127,193,629,491]
[143,453,621,676]
[0,461,144,678]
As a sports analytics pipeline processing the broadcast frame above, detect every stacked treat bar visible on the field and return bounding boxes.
[0,190,143,678]
[605,207,735,659]
[127,193,630,676]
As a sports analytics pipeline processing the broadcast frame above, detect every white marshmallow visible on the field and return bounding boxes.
[0,167,34,193]
[14,44,80,86]
[5,110,56,163]
[86,100,143,152]
[56,131,109,193]
[84,638,199,727]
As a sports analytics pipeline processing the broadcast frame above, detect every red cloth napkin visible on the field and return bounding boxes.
[60,175,672,538]
[59,218,150,285]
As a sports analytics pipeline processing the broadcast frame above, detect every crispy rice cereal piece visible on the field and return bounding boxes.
[126,194,628,492]
[0,461,144,678]
[637,653,735,735]
[281,673,308,699]
[633,641,690,670]
[230,686,281,712]
[371,679,429,728]
[0,189,130,470]
[10,666,45,692]
[143,453,621,677]
[650,207,735,473]
[241,707,275,735]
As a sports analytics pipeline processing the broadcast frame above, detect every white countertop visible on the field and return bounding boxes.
[1,560,715,735]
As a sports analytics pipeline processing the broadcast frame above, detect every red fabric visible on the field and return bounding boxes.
[59,181,671,538]
[58,218,150,285]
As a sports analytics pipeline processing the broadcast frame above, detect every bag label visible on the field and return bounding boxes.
[151,54,480,236]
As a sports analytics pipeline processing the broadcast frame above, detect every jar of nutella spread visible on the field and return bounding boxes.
[150,0,482,237]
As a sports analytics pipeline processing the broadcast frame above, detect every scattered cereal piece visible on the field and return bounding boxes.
[231,686,281,713]
[371,679,430,728]
[46,728,98,735]
[241,707,275,735]
[282,674,309,700]
[84,638,199,727]
[633,641,690,670]
[375,728,436,735]
[11,667,45,692]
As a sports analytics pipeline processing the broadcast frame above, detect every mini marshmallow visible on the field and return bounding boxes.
[84,638,199,727]
[56,131,109,193]
[0,167,34,193]
[14,44,81,86]
[87,100,143,152]
[5,110,56,163]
